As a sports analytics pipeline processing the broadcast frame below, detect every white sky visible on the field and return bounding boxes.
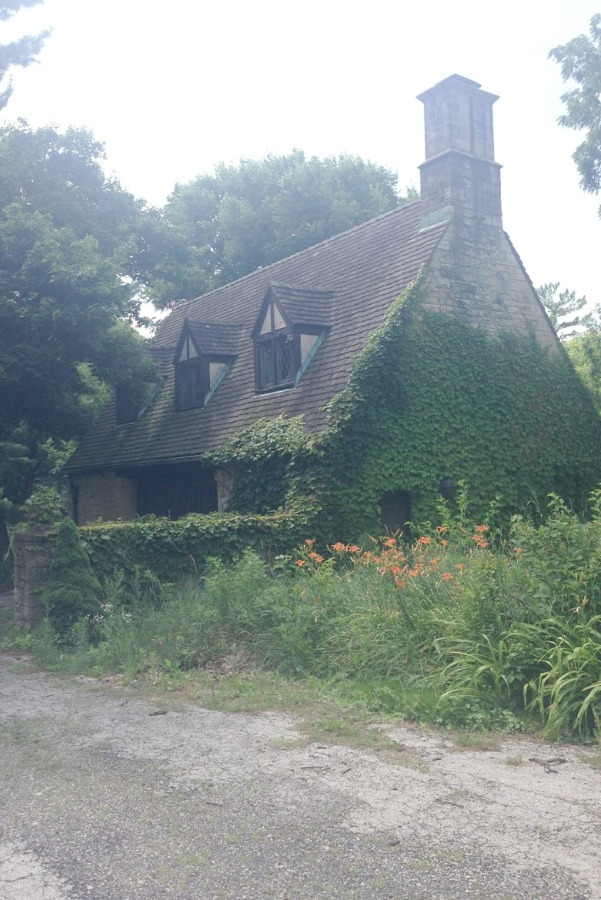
[2,0,600,311]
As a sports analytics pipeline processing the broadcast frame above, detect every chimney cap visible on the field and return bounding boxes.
[417,74,498,104]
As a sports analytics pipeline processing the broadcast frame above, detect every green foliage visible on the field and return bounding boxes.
[80,504,319,584]
[0,123,158,522]
[550,15,601,209]
[0,1,49,110]
[145,150,405,307]
[566,329,601,413]
[30,492,601,738]
[537,281,593,338]
[207,417,313,514]
[312,278,601,539]
[42,517,102,637]
[18,484,66,527]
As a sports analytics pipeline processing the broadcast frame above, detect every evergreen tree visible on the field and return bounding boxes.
[43,517,102,637]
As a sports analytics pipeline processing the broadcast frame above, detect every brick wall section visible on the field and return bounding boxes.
[13,528,55,629]
[423,223,556,346]
[71,471,138,525]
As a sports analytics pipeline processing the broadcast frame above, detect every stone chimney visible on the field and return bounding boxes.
[417,75,502,244]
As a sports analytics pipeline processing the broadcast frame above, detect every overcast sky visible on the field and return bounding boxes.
[2,0,600,312]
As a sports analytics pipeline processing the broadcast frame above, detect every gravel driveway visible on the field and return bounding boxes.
[1,654,600,899]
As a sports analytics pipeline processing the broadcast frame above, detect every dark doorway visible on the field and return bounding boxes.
[135,464,218,518]
[379,490,411,534]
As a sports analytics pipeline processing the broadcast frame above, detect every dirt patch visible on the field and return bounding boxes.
[1,655,599,899]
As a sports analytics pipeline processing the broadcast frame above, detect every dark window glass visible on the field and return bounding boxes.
[277,335,292,383]
[257,333,295,390]
[258,341,275,387]
[176,360,205,410]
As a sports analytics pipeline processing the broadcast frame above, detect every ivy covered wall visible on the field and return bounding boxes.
[215,278,601,540]
[314,279,601,537]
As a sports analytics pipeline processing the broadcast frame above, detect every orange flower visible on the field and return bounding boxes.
[331,542,346,552]
[473,537,489,548]
[474,524,489,533]
[296,560,306,567]
[513,547,524,554]
[436,525,448,534]
[417,536,432,546]
[440,539,449,547]
[304,538,315,548]
[441,572,454,581]
[430,557,440,567]
[347,545,360,553]
[407,566,422,577]
[308,552,324,563]
[389,565,403,576]
[394,577,407,588]
[382,536,397,548]
[455,563,465,572]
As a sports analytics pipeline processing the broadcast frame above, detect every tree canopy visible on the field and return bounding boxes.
[145,150,408,307]
[550,15,601,208]
[0,0,49,110]
[0,123,155,519]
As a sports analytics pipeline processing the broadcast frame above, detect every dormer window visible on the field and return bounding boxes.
[256,304,295,390]
[173,320,242,412]
[175,335,204,410]
[253,284,334,393]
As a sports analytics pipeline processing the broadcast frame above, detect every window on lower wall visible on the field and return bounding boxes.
[379,490,411,535]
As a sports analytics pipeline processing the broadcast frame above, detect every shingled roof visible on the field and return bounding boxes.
[180,320,245,358]
[67,200,447,473]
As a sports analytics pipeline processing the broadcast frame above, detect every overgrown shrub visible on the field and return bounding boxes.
[80,503,319,583]
[42,517,102,637]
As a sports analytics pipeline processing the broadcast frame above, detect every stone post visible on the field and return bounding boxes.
[13,528,56,629]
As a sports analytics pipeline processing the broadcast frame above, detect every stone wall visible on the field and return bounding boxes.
[13,528,56,629]
[70,470,138,525]
[423,221,557,348]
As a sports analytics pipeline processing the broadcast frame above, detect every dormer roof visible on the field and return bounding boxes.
[184,320,245,356]
[267,283,335,328]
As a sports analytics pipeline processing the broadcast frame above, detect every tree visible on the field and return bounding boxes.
[550,15,601,208]
[0,1,49,110]
[0,123,157,540]
[42,517,102,637]
[565,330,601,414]
[145,150,408,307]
[537,281,593,338]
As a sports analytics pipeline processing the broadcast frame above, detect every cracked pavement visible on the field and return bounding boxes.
[1,655,600,899]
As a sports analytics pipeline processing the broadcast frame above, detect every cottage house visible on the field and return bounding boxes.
[66,75,601,536]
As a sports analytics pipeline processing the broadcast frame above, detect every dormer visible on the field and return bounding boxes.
[253,283,334,392]
[173,319,243,411]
